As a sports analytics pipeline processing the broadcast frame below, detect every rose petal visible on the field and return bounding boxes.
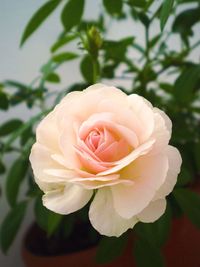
[43,168,77,181]
[79,112,138,148]
[74,146,109,173]
[51,153,104,178]
[97,99,142,140]
[51,153,71,169]
[89,188,138,237]
[154,145,182,199]
[97,139,155,176]
[137,198,167,222]
[36,109,60,152]
[44,168,119,182]
[128,94,155,143]
[43,184,93,215]
[30,143,64,190]
[76,178,133,190]
[149,111,171,155]
[95,139,129,162]
[154,107,172,134]
[111,153,168,218]
[59,116,82,169]
[78,112,114,140]
[57,84,126,123]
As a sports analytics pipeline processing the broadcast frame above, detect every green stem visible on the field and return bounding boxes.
[145,26,150,63]
[2,110,50,154]
[92,57,99,83]
[190,40,200,51]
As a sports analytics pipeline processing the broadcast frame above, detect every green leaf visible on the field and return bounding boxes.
[47,212,62,236]
[34,196,62,236]
[176,167,193,187]
[103,0,123,16]
[102,63,117,78]
[191,107,200,113]
[133,237,165,267]
[160,0,174,30]
[174,65,200,104]
[52,52,79,63]
[172,7,200,39]
[138,12,150,27]
[177,0,200,2]
[103,37,134,61]
[128,0,147,8]
[62,216,74,238]
[132,43,145,54]
[40,60,54,75]
[34,196,49,231]
[135,204,172,247]
[45,73,61,83]
[20,0,61,47]
[0,159,6,174]
[51,34,78,53]
[26,175,41,198]
[96,234,127,264]
[0,92,9,110]
[6,158,29,207]
[0,201,27,253]
[159,82,173,94]
[80,55,94,83]
[173,188,200,229]
[194,141,200,173]
[2,111,49,153]
[0,119,23,137]
[5,80,28,92]
[149,34,161,49]
[61,0,85,32]
[20,125,33,146]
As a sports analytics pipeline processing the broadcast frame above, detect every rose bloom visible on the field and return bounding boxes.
[30,84,182,237]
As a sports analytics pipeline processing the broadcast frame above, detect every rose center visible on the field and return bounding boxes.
[87,129,102,150]
[75,124,132,173]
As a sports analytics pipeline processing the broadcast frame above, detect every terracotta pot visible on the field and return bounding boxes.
[22,215,200,267]
[22,229,134,267]
[164,215,200,267]
[22,184,200,267]
[164,182,200,267]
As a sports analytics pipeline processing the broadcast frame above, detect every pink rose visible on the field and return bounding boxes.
[30,84,182,237]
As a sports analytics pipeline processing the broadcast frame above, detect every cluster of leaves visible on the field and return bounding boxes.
[0,0,200,266]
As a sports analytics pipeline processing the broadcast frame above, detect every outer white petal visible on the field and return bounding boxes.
[85,84,127,99]
[58,115,82,169]
[60,84,125,106]
[36,109,60,152]
[29,143,64,191]
[111,153,168,219]
[137,198,167,223]
[89,188,138,237]
[154,107,172,135]
[57,84,127,123]
[43,184,93,215]
[97,99,142,140]
[75,178,133,190]
[128,94,155,143]
[154,145,182,200]
[44,169,119,181]
[149,111,171,155]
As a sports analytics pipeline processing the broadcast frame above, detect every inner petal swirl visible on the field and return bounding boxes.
[74,123,133,174]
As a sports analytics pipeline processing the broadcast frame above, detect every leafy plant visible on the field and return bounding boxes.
[0,0,200,265]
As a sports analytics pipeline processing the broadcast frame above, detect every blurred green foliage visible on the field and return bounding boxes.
[0,0,200,265]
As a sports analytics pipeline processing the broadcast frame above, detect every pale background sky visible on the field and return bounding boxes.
[0,1,199,266]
